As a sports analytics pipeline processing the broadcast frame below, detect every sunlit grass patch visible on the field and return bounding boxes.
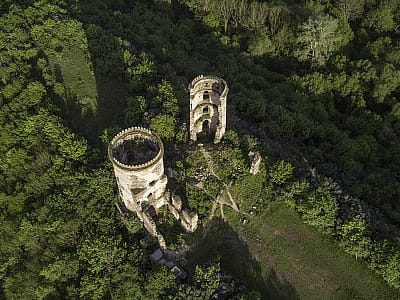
[50,45,98,116]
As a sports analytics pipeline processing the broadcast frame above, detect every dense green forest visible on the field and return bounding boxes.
[1,0,400,299]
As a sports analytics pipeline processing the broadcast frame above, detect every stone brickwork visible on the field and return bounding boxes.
[248,151,261,175]
[109,127,168,246]
[189,75,228,143]
[109,127,198,248]
[168,194,198,232]
[108,127,168,211]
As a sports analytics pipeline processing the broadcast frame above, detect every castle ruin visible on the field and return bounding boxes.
[109,127,198,248]
[189,75,228,143]
[109,75,229,248]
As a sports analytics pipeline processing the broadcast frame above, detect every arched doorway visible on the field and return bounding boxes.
[196,119,211,143]
[202,120,210,133]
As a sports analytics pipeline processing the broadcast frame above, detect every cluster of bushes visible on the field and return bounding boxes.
[266,159,400,288]
[1,0,400,296]
[0,2,243,298]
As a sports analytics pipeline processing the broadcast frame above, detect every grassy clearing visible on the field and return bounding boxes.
[50,46,98,114]
[184,146,398,299]
[187,202,399,299]
[49,46,127,143]
[239,203,399,299]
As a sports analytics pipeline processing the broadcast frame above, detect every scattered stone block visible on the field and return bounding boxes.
[165,261,175,269]
[248,151,261,175]
[171,194,182,211]
[150,248,163,263]
[181,209,198,232]
[167,168,181,181]
[171,265,186,281]
[168,203,180,220]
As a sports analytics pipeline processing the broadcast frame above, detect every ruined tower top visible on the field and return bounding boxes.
[108,127,168,214]
[108,126,164,171]
[189,75,228,143]
[109,127,198,248]
[188,75,228,96]
[109,127,169,247]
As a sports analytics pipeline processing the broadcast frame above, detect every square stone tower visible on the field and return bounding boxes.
[189,75,228,143]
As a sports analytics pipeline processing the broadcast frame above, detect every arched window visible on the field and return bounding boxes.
[203,106,209,113]
[203,91,210,100]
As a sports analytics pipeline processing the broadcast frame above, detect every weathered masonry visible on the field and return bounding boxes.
[109,127,198,248]
[109,127,168,246]
[189,75,228,143]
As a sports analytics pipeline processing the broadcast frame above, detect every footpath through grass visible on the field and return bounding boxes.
[188,202,400,299]
[184,145,399,299]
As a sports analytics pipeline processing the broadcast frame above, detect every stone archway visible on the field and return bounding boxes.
[189,75,228,143]
[202,120,210,133]
[196,119,211,142]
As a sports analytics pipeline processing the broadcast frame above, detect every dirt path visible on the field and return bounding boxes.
[209,202,217,221]
[219,204,225,219]
[177,146,247,256]
[199,147,240,212]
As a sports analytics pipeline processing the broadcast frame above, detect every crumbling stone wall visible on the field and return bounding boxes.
[109,127,168,246]
[249,151,261,175]
[109,127,168,211]
[109,127,198,248]
[189,75,228,143]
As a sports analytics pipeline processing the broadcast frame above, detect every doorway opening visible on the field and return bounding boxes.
[202,120,210,132]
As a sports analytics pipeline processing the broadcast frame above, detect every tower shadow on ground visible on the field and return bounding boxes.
[186,217,299,299]
[66,2,298,297]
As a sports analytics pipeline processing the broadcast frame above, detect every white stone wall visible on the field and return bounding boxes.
[113,159,167,209]
[109,125,201,249]
[109,127,169,247]
[109,127,168,212]
[189,75,228,143]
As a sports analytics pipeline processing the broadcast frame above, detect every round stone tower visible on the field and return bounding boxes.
[189,75,229,143]
[108,127,168,214]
